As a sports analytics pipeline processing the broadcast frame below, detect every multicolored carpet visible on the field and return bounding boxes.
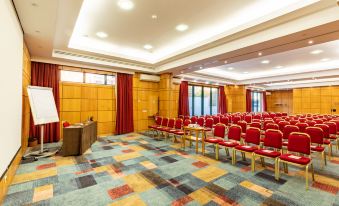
[3,133,339,206]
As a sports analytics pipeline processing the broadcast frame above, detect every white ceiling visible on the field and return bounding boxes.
[12,0,339,89]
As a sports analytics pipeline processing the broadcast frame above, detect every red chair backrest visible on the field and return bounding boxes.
[232,116,241,124]
[315,124,329,139]
[282,112,288,117]
[249,122,261,129]
[205,118,214,128]
[290,120,298,125]
[283,125,299,140]
[183,119,191,126]
[161,117,169,127]
[174,119,183,129]
[314,119,323,124]
[228,125,242,141]
[220,116,229,125]
[264,129,283,149]
[253,114,261,120]
[299,118,306,123]
[63,121,70,128]
[244,115,252,123]
[191,116,198,124]
[155,116,162,125]
[288,132,311,155]
[278,121,290,131]
[324,122,337,135]
[212,116,220,124]
[265,123,279,131]
[178,115,184,119]
[197,117,204,127]
[306,120,316,127]
[244,127,261,145]
[237,121,247,133]
[214,124,226,138]
[184,116,190,120]
[167,118,175,128]
[296,122,308,133]
[305,127,324,144]
[330,120,339,131]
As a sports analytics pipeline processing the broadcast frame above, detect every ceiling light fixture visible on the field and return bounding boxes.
[224,60,228,64]
[193,80,197,82]
[215,83,219,86]
[227,67,234,70]
[143,44,153,50]
[261,60,270,64]
[176,24,189,32]
[199,66,203,69]
[275,65,283,69]
[205,81,209,84]
[180,71,184,74]
[321,58,330,62]
[117,0,134,10]
[310,49,323,54]
[151,14,158,19]
[243,72,249,74]
[96,32,108,38]
[308,40,314,44]
[258,52,262,56]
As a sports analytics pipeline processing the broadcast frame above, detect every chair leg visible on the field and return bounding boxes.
[328,144,332,160]
[305,165,309,190]
[276,159,280,180]
[215,144,219,160]
[274,158,278,180]
[232,150,236,165]
[260,157,265,167]
[322,151,326,167]
[241,152,246,161]
[225,148,230,156]
[251,154,255,172]
[311,163,315,181]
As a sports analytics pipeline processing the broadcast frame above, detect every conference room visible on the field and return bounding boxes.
[1,0,339,205]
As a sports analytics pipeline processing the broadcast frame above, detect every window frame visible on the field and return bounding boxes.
[251,91,263,112]
[189,84,219,116]
[60,69,116,85]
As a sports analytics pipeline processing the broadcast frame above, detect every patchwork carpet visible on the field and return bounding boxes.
[3,132,339,206]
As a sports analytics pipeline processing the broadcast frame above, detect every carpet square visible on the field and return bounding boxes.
[192,166,227,182]
[75,175,97,189]
[32,184,53,203]
[107,184,134,200]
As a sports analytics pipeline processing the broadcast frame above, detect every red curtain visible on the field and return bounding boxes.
[178,81,189,116]
[218,86,227,114]
[262,91,267,112]
[115,73,134,134]
[29,62,60,143]
[246,89,252,113]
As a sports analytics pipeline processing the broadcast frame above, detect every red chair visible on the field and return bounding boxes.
[244,115,252,124]
[232,116,241,124]
[324,121,337,143]
[218,125,242,159]
[233,127,261,165]
[204,118,214,132]
[148,116,162,137]
[197,117,205,127]
[296,122,308,133]
[178,115,184,119]
[306,120,316,127]
[290,120,298,125]
[253,129,283,178]
[172,119,190,138]
[237,120,247,138]
[161,118,176,139]
[250,122,261,130]
[191,116,198,124]
[184,116,190,120]
[253,114,261,120]
[282,125,299,147]
[155,117,169,138]
[278,121,290,132]
[203,123,226,159]
[314,119,323,124]
[168,118,183,142]
[261,123,279,142]
[277,132,314,190]
[220,116,229,126]
[212,116,220,125]
[315,124,332,157]
[305,127,327,166]
[330,120,339,151]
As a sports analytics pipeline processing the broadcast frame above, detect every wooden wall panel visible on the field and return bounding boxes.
[225,85,246,112]
[266,90,293,114]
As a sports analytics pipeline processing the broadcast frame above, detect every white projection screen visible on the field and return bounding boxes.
[0,0,23,178]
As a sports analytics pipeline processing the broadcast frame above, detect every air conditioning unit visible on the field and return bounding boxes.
[172,78,182,85]
[140,74,160,82]
[266,91,272,95]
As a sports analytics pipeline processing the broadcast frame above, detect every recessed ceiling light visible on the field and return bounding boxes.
[215,83,219,85]
[258,52,262,56]
[96,32,108,38]
[321,58,330,62]
[143,44,153,50]
[117,0,134,10]
[308,40,314,44]
[227,67,234,70]
[193,80,197,82]
[151,14,158,19]
[180,71,184,74]
[176,24,189,32]
[243,72,249,74]
[275,65,283,69]
[205,81,209,84]
[181,78,185,81]
[224,60,228,64]
[261,60,270,64]
[199,66,203,69]
[310,49,323,54]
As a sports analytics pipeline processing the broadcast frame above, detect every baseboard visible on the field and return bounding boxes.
[0,147,23,204]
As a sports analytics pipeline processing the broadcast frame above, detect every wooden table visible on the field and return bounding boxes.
[182,126,206,154]
[61,121,97,156]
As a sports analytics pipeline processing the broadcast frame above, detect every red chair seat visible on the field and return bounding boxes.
[311,145,325,152]
[255,149,281,158]
[282,141,288,146]
[168,129,179,133]
[329,135,336,140]
[162,128,174,132]
[173,130,184,135]
[279,154,311,165]
[149,125,159,129]
[204,128,212,131]
[235,145,258,152]
[158,127,170,131]
[205,138,223,143]
[241,133,246,138]
[260,137,265,142]
[323,139,331,145]
[218,141,239,147]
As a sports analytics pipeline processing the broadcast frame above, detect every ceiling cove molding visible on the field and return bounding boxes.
[31,56,136,75]
[266,81,339,90]
[52,49,155,73]
[178,74,236,85]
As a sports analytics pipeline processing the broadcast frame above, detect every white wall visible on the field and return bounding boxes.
[0,0,23,177]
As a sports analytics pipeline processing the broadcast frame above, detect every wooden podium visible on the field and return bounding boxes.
[61,121,97,156]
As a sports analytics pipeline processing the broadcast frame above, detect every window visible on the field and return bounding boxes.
[251,91,263,112]
[60,70,83,83]
[85,73,105,84]
[188,85,219,116]
[106,75,115,85]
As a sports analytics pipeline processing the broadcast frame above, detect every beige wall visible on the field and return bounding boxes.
[267,90,293,114]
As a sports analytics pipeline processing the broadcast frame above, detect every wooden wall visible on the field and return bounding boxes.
[133,73,159,132]
[159,73,180,118]
[225,85,246,112]
[293,86,339,115]
[266,90,293,114]
[0,43,31,203]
